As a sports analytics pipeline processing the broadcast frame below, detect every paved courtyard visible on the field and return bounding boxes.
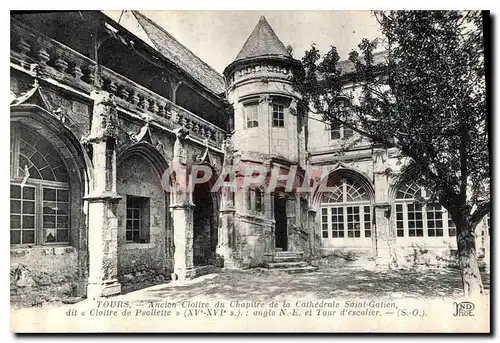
[12,266,490,310]
[125,267,490,303]
[11,267,490,332]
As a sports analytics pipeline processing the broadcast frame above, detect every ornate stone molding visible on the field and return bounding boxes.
[173,127,189,165]
[86,91,119,143]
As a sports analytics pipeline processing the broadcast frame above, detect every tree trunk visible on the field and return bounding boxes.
[456,223,484,297]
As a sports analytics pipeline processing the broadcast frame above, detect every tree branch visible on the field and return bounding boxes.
[470,200,490,228]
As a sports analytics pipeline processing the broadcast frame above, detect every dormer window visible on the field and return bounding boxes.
[272,103,285,127]
[245,103,259,128]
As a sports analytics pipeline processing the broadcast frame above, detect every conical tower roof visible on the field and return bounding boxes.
[234,16,290,62]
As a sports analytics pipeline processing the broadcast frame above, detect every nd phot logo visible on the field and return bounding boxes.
[453,302,475,317]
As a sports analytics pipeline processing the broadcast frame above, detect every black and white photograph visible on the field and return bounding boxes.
[8,8,491,333]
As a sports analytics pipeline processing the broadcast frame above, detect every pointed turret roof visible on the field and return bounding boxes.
[234,16,291,62]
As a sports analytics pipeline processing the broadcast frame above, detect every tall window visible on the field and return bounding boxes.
[246,188,265,214]
[320,176,372,239]
[10,124,70,245]
[255,188,264,212]
[272,103,285,127]
[126,195,150,243]
[330,123,354,140]
[395,184,454,238]
[245,103,259,128]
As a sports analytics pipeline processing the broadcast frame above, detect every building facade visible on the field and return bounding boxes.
[9,11,489,302]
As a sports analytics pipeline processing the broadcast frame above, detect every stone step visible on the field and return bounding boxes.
[258,266,319,274]
[268,261,308,269]
[273,256,302,262]
[274,251,304,257]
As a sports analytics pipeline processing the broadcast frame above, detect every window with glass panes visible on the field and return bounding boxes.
[245,103,259,128]
[126,196,149,243]
[272,103,285,127]
[321,208,328,238]
[395,184,454,238]
[255,188,264,212]
[10,124,70,245]
[320,176,372,239]
[329,123,354,140]
[246,188,265,214]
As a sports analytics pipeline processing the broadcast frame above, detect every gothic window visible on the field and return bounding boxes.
[272,103,285,127]
[126,195,150,243]
[395,184,454,238]
[320,176,372,239]
[245,103,259,129]
[10,124,70,245]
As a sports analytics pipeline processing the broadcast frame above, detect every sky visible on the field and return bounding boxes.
[104,10,382,74]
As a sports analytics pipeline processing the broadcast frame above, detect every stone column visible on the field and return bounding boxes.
[308,209,320,256]
[372,147,395,267]
[171,203,195,280]
[217,192,237,268]
[216,134,237,268]
[170,128,196,281]
[84,91,122,298]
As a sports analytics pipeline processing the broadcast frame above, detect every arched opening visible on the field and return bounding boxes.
[393,183,456,241]
[116,143,172,281]
[317,170,374,247]
[10,109,90,300]
[10,123,71,245]
[192,166,218,266]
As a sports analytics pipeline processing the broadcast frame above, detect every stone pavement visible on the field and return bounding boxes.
[10,267,490,332]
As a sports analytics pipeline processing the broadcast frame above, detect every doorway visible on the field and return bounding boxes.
[193,182,215,266]
[274,195,288,251]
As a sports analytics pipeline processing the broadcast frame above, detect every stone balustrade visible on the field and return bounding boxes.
[100,67,224,147]
[11,19,97,88]
[10,18,225,149]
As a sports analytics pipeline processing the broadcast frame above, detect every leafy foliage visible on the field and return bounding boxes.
[294,11,489,229]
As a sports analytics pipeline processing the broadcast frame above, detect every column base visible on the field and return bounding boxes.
[171,267,196,282]
[216,246,238,268]
[87,280,121,299]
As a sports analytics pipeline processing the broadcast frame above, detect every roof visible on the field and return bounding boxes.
[130,11,225,95]
[337,51,388,75]
[233,16,291,62]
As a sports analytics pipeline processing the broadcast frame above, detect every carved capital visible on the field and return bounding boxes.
[86,91,119,143]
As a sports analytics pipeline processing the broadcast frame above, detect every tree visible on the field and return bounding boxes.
[293,11,489,296]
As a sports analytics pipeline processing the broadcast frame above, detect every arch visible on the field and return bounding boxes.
[313,168,374,242]
[117,141,169,177]
[311,168,375,211]
[15,125,70,182]
[191,161,221,266]
[116,143,173,276]
[11,106,92,194]
[391,182,422,201]
[10,106,91,250]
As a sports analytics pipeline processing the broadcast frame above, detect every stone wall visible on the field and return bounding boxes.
[233,215,274,268]
[11,247,80,306]
[117,154,170,288]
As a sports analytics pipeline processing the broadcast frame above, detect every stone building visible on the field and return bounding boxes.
[9,11,489,302]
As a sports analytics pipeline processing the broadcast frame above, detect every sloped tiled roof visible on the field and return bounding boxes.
[234,16,291,62]
[131,11,225,95]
